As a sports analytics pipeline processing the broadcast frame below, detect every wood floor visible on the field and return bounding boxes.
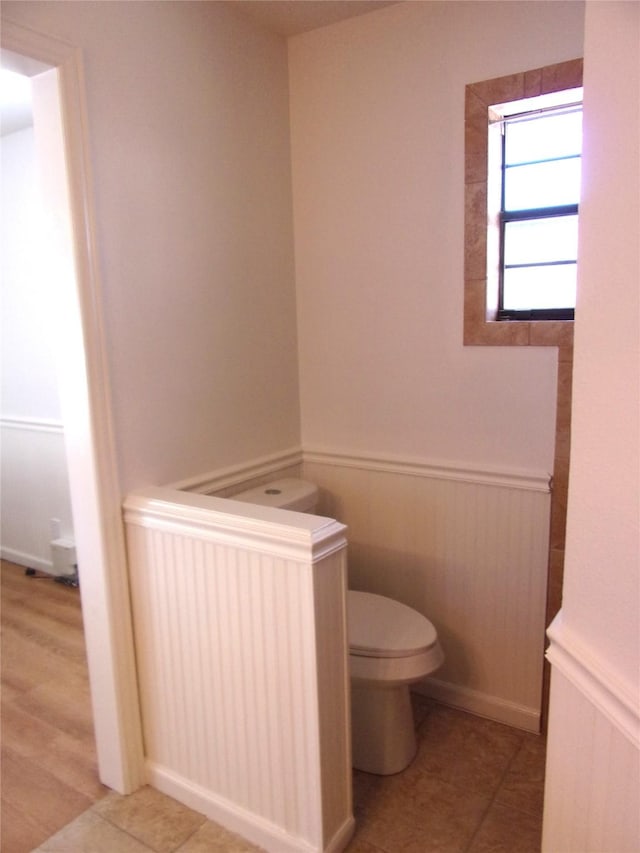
[1,559,107,853]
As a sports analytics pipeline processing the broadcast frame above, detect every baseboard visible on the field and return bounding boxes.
[324,816,356,853]
[147,762,353,853]
[414,677,541,733]
[0,546,57,575]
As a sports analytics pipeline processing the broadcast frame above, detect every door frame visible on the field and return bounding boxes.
[1,19,145,793]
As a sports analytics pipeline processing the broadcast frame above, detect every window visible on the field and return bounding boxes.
[494,91,583,320]
[463,58,583,348]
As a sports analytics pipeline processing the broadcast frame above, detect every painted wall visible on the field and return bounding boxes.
[562,0,639,695]
[543,3,639,848]
[1,127,59,420]
[289,0,585,474]
[2,0,585,495]
[1,0,592,747]
[286,0,584,729]
[0,125,75,570]
[2,0,301,494]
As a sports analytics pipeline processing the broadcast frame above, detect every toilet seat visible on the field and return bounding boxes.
[348,590,439,658]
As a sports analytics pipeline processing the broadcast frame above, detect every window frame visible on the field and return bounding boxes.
[463,58,583,349]
[497,100,582,322]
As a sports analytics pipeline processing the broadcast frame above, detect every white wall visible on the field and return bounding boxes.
[289,0,584,474]
[563,0,639,694]
[2,0,301,494]
[1,127,60,419]
[0,125,75,569]
[285,0,584,731]
[543,3,639,849]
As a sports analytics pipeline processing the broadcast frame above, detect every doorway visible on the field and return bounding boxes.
[0,22,144,794]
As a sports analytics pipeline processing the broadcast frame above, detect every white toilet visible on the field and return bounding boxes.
[231,477,444,775]
[348,589,443,774]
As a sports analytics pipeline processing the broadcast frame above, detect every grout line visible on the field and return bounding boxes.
[462,732,527,853]
[93,813,160,853]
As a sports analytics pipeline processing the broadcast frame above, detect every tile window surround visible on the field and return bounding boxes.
[464,58,583,724]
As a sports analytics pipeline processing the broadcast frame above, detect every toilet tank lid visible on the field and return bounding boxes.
[348,591,439,658]
[230,478,318,511]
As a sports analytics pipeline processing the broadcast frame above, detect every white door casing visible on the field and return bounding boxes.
[1,19,145,793]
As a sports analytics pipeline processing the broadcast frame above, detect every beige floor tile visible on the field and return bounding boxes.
[356,773,490,852]
[93,787,206,853]
[410,691,436,729]
[494,734,546,817]
[412,704,524,795]
[33,809,155,852]
[345,840,386,853]
[467,802,542,853]
[175,819,265,852]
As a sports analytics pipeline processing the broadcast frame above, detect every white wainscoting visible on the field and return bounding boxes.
[543,613,640,851]
[0,416,74,572]
[302,449,552,731]
[124,487,353,853]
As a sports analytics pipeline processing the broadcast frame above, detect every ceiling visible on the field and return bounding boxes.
[226,1,398,37]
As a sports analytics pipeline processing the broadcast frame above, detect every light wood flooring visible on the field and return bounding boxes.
[1,559,107,853]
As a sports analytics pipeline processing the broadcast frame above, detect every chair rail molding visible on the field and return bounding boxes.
[546,612,640,749]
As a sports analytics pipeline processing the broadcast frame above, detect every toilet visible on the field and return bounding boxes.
[231,477,444,775]
[348,589,443,774]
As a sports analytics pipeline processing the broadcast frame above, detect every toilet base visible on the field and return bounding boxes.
[350,681,417,775]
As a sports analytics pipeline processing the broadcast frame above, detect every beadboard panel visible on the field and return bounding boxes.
[303,456,551,730]
[124,489,353,853]
[0,417,74,573]
[542,665,640,852]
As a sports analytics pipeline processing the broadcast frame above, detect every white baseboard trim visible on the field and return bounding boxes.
[324,818,356,853]
[547,611,640,749]
[303,447,551,493]
[147,762,354,853]
[167,447,304,495]
[414,677,541,733]
[1,546,55,575]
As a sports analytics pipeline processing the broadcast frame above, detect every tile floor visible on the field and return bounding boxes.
[34,697,546,853]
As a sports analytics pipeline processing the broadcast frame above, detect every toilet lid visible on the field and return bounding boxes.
[348,591,439,659]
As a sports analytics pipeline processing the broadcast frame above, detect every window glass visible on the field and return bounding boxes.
[503,264,577,311]
[504,110,582,165]
[499,99,582,316]
[503,215,579,266]
[504,159,582,210]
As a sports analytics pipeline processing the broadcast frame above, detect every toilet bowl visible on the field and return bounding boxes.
[231,477,444,775]
[348,590,444,774]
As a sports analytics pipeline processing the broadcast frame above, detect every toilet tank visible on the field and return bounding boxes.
[230,478,319,513]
